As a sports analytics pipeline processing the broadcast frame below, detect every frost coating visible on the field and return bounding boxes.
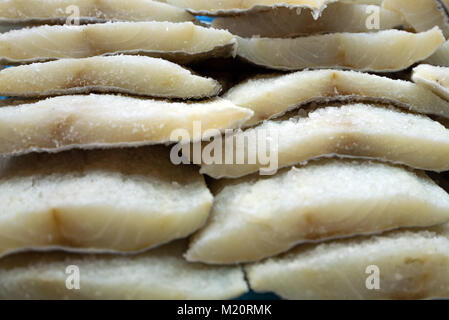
[0,56,221,99]
[186,159,449,264]
[0,21,237,65]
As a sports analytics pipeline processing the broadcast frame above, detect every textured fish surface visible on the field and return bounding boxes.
[236,27,444,72]
[0,147,214,258]
[0,94,253,155]
[162,0,336,17]
[212,3,406,38]
[413,64,449,101]
[383,0,449,38]
[224,69,449,126]
[0,240,248,299]
[246,224,449,299]
[0,56,221,99]
[0,21,237,65]
[0,0,196,23]
[186,159,449,264]
[199,104,449,178]
[426,38,449,66]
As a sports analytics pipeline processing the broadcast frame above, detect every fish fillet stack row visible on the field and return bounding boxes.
[0,0,448,300]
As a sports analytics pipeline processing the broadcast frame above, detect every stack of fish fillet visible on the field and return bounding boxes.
[0,0,448,300]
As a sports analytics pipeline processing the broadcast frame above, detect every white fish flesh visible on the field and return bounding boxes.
[0,146,214,258]
[0,0,195,24]
[412,64,449,101]
[224,69,449,127]
[246,224,449,299]
[162,0,336,17]
[236,27,444,72]
[212,3,406,38]
[186,159,449,264]
[0,94,253,156]
[383,0,449,38]
[0,240,248,299]
[199,104,449,178]
[0,21,237,65]
[0,56,221,99]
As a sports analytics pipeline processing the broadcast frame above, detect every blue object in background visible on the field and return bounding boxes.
[196,16,215,24]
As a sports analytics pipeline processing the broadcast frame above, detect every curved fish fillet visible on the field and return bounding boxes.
[246,225,449,299]
[0,21,237,65]
[236,27,444,72]
[212,3,406,38]
[186,159,449,264]
[413,64,449,101]
[224,69,449,127]
[0,240,248,299]
[199,104,449,178]
[162,0,336,17]
[0,94,253,156]
[0,56,221,99]
[0,0,195,24]
[0,147,214,258]
[383,0,449,38]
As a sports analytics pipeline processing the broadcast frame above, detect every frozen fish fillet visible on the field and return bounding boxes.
[426,39,449,66]
[246,225,449,299]
[412,64,449,101]
[0,56,221,99]
[0,22,237,65]
[342,0,383,4]
[236,27,444,72]
[0,146,213,258]
[383,0,449,38]
[199,104,449,178]
[186,160,449,264]
[0,240,248,300]
[0,94,253,156]
[0,0,195,24]
[224,69,449,127]
[212,3,406,38]
[161,0,336,17]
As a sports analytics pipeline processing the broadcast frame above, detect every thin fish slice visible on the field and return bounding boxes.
[236,27,444,72]
[212,3,406,38]
[0,94,253,156]
[0,56,221,99]
[0,21,237,65]
[224,69,449,127]
[186,160,449,264]
[0,0,195,24]
[426,38,449,66]
[0,146,214,258]
[0,240,248,300]
[412,64,449,101]
[342,0,383,4]
[246,225,449,299]
[382,0,449,38]
[199,104,449,179]
[161,0,336,17]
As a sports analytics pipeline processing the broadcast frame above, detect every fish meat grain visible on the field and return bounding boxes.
[0,94,253,155]
[212,2,406,38]
[224,69,449,127]
[236,28,444,72]
[0,240,248,299]
[0,21,237,65]
[0,147,214,258]
[246,225,449,299]
[413,64,449,101]
[0,0,196,24]
[199,104,449,178]
[0,56,221,99]
[186,160,449,264]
